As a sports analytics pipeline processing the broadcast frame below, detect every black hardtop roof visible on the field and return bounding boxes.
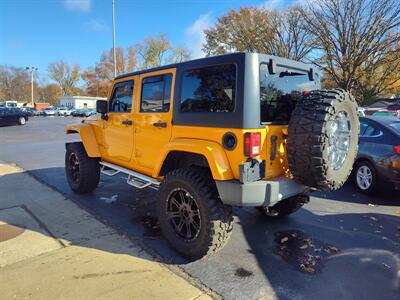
[114,52,316,80]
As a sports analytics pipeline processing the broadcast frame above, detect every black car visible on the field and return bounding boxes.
[354,117,400,193]
[0,107,29,126]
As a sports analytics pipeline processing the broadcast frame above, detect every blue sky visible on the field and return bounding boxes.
[0,0,299,81]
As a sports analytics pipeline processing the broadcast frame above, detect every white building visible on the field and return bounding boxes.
[58,96,107,109]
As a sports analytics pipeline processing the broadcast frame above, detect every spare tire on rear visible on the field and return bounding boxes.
[287,89,359,191]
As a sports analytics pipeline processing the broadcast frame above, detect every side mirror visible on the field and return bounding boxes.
[96,100,108,120]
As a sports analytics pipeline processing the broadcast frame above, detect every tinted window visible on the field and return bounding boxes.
[110,80,134,113]
[260,64,319,123]
[389,121,400,133]
[362,124,381,137]
[141,74,172,112]
[180,64,236,113]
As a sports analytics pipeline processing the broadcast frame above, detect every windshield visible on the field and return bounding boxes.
[373,111,396,116]
[259,63,320,123]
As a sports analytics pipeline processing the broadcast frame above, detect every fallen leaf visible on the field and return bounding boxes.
[369,216,378,222]
[281,236,289,243]
[368,203,377,207]
[299,243,309,249]
[395,210,400,215]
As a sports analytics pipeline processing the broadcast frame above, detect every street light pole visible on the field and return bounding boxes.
[112,0,117,78]
[26,67,38,106]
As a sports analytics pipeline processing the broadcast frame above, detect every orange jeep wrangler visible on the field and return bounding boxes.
[65,53,359,260]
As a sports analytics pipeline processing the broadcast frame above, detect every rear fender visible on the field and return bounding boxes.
[66,123,100,157]
[153,138,233,180]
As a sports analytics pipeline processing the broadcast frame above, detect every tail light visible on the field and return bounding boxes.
[394,145,400,154]
[244,132,261,156]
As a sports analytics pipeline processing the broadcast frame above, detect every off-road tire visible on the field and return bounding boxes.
[157,167,233,260]
[287,89,359,191]
[65,142,100,194]
[18,116,26,125]
[258,194,309,218]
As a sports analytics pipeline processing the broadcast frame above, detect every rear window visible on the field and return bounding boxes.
[389,122,400,133]
[180,64,236,113]
[260,63,319,123]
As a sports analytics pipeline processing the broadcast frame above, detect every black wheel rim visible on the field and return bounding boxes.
[68,153,80,184]
[166,188,201,242]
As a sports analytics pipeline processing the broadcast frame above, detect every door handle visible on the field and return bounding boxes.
[121,120,133,125]
[153,122,167,128]
[270,135,278,160]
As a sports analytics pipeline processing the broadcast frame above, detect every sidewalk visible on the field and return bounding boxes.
[0,163,212,300]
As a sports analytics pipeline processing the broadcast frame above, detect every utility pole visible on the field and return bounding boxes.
[26,67,38,106]
[112,0,117,78]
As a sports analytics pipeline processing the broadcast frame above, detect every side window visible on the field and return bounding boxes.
[360,121,368,136]
[109,80,134,113]
[180,64,236,113]
[362,124,381,137]
[140,74,172,112]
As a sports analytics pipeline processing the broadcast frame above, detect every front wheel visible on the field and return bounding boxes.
[157,167,233,260]
[18,117,26,125]
[65,142,100,194]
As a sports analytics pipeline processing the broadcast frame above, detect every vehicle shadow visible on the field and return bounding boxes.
[2,167,399,299]
[314,181,400,207]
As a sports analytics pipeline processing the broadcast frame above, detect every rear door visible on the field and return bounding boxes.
[102,78,135,163]
[134,69,175,170]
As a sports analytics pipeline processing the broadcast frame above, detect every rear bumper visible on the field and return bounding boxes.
[215,176,309,207]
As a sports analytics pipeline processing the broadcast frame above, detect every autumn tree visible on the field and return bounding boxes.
[37,83,62,104]
[203,6,315,61]
[82,47,137,97]
[136,33,172,69]
[304,0,400,103]
[0,65,33,102]
[48,61,80,96]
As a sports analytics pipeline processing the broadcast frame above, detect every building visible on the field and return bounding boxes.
[58,96,106,109]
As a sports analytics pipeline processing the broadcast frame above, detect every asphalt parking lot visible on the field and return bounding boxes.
[1,117,399,300]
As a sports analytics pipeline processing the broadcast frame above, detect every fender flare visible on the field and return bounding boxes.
[66,123,100,157]
[153,138,233,180]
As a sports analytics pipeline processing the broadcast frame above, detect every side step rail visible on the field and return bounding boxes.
[99,161,160,190]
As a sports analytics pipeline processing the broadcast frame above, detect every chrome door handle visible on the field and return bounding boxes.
[121,120,132,125]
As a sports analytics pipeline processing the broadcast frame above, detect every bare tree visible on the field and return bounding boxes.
[304,0,400,102]
[203,6,315,61]
[48,61,80,96]
[0,65,32,102]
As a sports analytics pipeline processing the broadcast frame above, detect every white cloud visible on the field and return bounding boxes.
[259,0,284,9]
[63,0,91,12]
[185,13,213,59]
[86,19,110,32]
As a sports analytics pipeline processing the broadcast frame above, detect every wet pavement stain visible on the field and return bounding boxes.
[0,224,25,242]
[274,230,340,274]
[235,267,253,278]
[136,216,161,239]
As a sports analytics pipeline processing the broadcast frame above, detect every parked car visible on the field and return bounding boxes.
[372,110,400,118]
[42,108,56,116]
[62,108,74,116]
[71,109,96,117]
[353,117,400,193]
[0,107,29,126]
[21,107,36,116]
[364,99,399,115]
